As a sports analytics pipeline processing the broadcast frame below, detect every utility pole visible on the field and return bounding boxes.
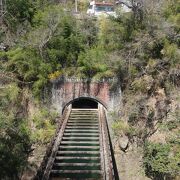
[0,0,6,19]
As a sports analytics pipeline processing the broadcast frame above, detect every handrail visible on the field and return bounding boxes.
[34,105,72,180]
[99,104,119,180]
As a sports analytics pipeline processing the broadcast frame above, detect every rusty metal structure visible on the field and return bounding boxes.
[34,100,119,180]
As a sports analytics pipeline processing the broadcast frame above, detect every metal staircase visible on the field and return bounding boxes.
[50,109,101,179]
[42,105,117,180]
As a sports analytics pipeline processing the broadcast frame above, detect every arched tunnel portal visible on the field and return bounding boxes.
[62,96,108,112]
[51,77,121,113]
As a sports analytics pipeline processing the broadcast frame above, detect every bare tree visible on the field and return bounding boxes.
[116,0,144,21]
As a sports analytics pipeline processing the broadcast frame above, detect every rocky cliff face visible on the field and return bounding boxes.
[111,86,180,179]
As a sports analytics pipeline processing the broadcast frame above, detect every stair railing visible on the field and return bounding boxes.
[99,104,118,180]
[34,104,72,180]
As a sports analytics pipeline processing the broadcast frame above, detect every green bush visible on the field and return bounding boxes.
[31,108,57,144]
[143,142,180,179]
[131,75,154,93]
[77,47,113,78]
[112,120,136,137]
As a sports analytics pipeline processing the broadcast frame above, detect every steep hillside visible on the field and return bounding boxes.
[0,0,179,179]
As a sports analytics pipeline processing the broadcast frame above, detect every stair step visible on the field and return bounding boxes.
[53,163,100,166]
[70,117,98,119]
[68,121,98,124]
[50,174,101,179]
[65,129,99,133]
[52,163,101,170]
[63,136,99,141]
[71,114,97,115]
[70,116,98,118]
[67,123,98,125]
[63,133,99,137]
[59,146,100,149]
[66,126,98,129]
[69,117,98,119]
[70,114,98,116]
[56,152,100,157]
[72,108,98,112]
[57,151,99,154]
[67,125,98,127]
[61,141,99,145]
[52,164,101,170]
[70,116,98,117]
[55,157,100,160]
[51,174,101,179]
[68,121,98,123]
[50,170,102,179]
[68,119,98,121]
[55,159,100,164]
[51,170,101,174]
[62,140,99,143]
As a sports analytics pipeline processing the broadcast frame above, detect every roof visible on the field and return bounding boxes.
[95,2,113,6]
[90,1,114,6]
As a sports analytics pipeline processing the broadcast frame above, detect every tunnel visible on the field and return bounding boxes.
[71,97,98,109]
[62,97,107,113]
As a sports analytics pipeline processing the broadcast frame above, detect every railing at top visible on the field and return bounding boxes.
[50,76,118,84]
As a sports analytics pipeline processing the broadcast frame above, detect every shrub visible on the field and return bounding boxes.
[31,108,57,144]
[143,142,180,179]
[131,75,154,93]
[112,120,136,137]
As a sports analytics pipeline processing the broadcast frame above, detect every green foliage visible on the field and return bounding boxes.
[98,17,125,51]
[31,108,56,144]
[162,41,180,67]
[31,5,84,68]
[0,83,31,179]
[0,0,180,178]
[131,75,154,93]
[112,120,136,137]
[78,0,89,12]
[78,17,98,47]
[77,47,113,78]
[163,0,180,19]
[143,142,180,179]
[3,48,52,97]
[0,115,31,179]
[5,0,35,30]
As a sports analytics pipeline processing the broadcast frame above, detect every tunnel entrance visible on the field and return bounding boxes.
[71,98,98,109]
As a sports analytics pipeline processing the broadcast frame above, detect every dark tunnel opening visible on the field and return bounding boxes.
[71,98,98,109]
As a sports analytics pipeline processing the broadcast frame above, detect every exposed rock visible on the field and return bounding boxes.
[118,135,129,152]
